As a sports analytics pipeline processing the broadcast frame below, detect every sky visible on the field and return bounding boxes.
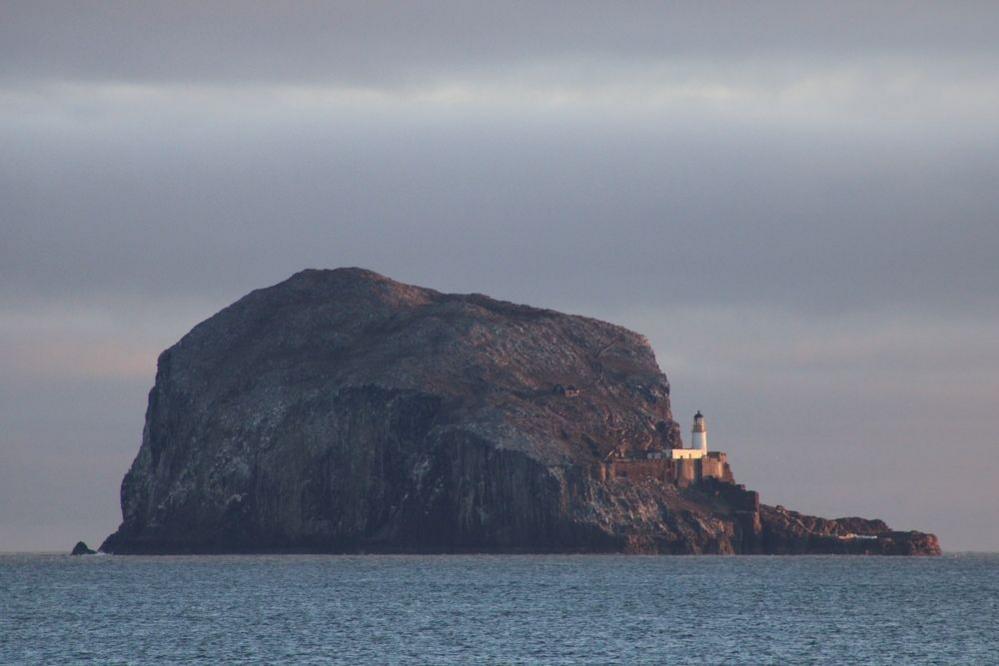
[2,1,998,552]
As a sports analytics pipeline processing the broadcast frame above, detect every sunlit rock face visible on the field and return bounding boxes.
[101,269,939,555]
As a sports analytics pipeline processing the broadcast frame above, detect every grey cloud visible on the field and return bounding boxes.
[2,89,997,316]
[2,1,999,86]
[2,2,998,551]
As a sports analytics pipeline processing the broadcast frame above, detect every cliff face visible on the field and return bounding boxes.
[101,268,939,555]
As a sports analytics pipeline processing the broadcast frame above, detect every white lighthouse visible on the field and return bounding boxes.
[691,411,707,453]
[667,410,709,460]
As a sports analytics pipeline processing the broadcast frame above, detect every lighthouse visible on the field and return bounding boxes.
[691,411,707,453]
[667,410,711,462]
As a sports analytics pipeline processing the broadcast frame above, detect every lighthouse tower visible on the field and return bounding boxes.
[691,411,707,453]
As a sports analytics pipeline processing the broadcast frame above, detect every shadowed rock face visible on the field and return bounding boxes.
[100,268,939,555]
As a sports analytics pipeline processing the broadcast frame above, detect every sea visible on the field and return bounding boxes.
[2,553,996,664]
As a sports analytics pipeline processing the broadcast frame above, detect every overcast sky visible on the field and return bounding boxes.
[3,1,998,552]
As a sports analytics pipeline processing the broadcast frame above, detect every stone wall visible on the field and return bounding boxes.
[598,450,733,487]
[675,458,698,486]
[700,452,734,484]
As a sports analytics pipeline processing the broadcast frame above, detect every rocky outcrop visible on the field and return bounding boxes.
[757,506,941,555]
[71,541,95,555]
[100,268,939,555]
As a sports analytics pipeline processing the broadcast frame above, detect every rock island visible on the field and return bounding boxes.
[101,269,939,555]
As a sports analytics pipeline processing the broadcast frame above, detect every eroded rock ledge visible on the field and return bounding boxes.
[101,268,939,555]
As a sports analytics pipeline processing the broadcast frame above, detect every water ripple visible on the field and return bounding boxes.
[1,553,996,664]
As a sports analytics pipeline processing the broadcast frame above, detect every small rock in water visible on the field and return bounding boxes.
[70,541,96,556]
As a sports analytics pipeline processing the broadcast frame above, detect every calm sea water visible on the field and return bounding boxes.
[2,553,997,664]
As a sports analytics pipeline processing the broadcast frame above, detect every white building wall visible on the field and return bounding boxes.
[668,448,706,460]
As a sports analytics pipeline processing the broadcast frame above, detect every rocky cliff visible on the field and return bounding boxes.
[101,268,939,555]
